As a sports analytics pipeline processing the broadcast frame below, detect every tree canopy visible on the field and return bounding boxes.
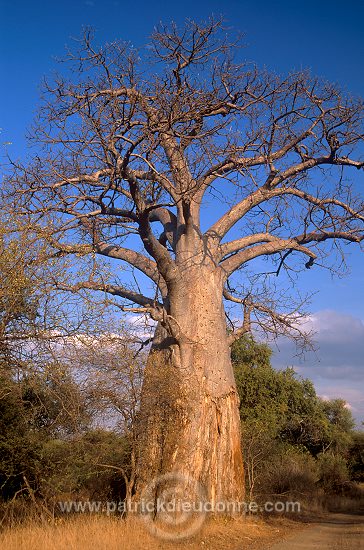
[7,18,364,341]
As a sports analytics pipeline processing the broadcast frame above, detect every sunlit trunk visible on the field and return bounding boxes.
[135,266,244,507]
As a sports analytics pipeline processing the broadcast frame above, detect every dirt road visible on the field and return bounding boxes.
[268,513,364,549]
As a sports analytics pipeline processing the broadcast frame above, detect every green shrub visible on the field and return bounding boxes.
[317,453,350,493]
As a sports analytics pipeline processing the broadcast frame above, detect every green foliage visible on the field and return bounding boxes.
[0,366,131,504]
[0,221,138,519]
[321,399,355,454]
[0,222,132,509]
[0,371,41,500]
[20,365,91,437]
[232,335,362,502]
[0,227,38,347]
[264,444,319,499]
[231,335,272,369]
[317,452,350,493]
[40,430,131,501]
[348,431,364,482]
[232,336,331,453]
[0,364,90,501]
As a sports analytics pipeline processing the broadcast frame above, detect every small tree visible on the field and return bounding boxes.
[69,333,145,503]
[7,19,364,504]
[0,224,38,361]
[232,336,358,501]
[348,431,364,482]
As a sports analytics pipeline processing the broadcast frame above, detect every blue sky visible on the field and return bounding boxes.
[1,0,363,422]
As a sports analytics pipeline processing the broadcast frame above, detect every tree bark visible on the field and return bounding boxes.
[135,266,245,507]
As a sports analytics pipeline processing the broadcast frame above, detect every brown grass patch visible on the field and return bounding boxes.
[0,514,305,550]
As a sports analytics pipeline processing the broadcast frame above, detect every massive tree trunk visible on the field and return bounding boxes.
[135,264,245,506]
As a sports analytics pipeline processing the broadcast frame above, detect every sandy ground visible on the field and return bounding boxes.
[267,513,364,549]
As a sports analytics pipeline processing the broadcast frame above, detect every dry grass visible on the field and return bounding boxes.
[326,483,364,514]
[0,514,303,550]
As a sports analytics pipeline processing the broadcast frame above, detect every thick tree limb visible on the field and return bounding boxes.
[207,167,364,247]
[149,207,178,250]
[220,236,317,276]
[221,229,363,276]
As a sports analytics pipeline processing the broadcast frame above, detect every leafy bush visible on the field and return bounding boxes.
[232,335,362,508]
[317,453,350,493]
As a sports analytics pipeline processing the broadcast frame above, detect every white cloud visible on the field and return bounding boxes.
[270,310,364,426]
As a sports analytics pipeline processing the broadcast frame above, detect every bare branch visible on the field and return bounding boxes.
[220,235,317,276]
[55,280,165,320]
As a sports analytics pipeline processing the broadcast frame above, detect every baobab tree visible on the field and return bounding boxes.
[9,19,364,506]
